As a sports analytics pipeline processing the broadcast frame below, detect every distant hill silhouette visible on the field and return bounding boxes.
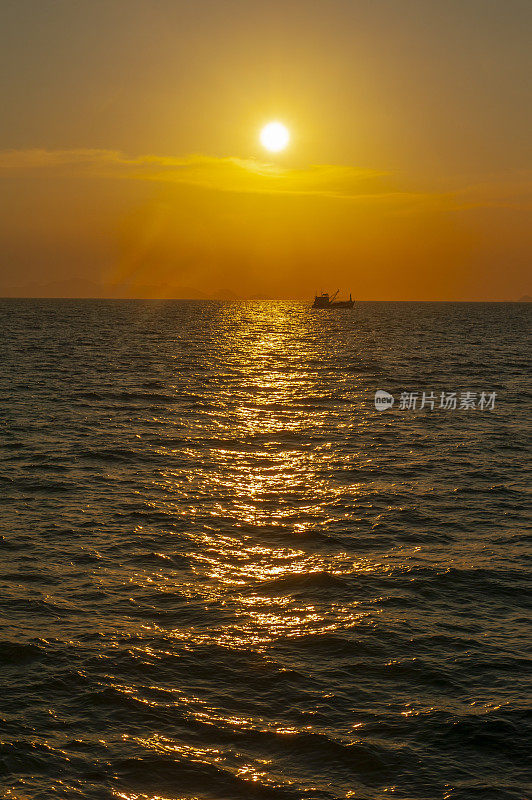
[0,278,241,300]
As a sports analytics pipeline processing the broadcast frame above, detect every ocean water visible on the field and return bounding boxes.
[0,299,530,800]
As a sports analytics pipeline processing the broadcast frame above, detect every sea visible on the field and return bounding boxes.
[0,299,530,800]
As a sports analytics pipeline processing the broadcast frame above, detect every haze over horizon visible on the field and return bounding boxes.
[1,0,531,300]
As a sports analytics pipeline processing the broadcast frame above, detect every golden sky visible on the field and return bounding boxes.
[0,0,530,299]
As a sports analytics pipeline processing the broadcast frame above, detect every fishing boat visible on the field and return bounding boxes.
[312,290,354,309]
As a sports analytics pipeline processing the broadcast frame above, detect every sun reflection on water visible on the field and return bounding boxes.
[84,303,401,799]
[125,303,384,662]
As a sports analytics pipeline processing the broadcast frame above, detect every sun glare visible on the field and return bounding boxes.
[260,121,290,152]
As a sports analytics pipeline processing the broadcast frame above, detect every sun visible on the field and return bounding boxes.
[260,121,290,152]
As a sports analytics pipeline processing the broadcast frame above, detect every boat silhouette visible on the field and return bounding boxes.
[312,289,354,309]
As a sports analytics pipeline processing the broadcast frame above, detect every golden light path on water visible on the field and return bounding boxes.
[129,304,382,649]
[103,303,390,797]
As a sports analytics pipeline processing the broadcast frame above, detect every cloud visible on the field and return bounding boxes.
[0,147,413,201]
[0,148,530,210]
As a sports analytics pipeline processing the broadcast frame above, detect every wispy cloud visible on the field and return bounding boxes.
[0,147,393,198]
[0,148,530,210]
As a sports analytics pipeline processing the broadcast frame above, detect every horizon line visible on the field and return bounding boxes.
[1,296,530,304]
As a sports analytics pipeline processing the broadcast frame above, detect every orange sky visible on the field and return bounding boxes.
[0,0,530,300]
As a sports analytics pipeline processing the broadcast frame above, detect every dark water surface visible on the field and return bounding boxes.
[0,300,530,800]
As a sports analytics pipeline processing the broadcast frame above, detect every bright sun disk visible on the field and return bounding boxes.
[260,122,290,152]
